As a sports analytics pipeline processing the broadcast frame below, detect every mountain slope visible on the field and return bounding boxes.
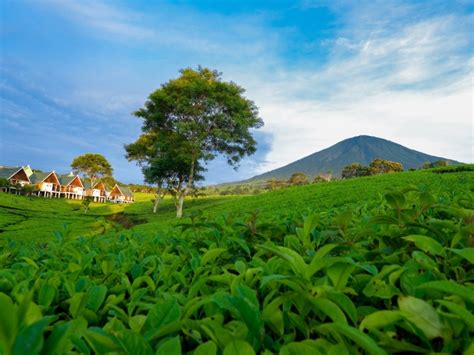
[242,135,460,182]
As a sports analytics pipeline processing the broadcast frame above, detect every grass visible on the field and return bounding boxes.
[0,193,152,241]
[1,169,472,242]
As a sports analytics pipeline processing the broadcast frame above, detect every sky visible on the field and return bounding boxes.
[0,0,473,185]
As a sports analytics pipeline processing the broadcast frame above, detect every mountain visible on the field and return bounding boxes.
[240,135,460,183]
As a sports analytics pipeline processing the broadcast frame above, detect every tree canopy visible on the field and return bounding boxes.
[71,153,113,186]
[370,159,403,174]
[342,159,404,179]
[422,160,448,169]
[126,67,263,217]
[342,163,370,179]
[288,172,309,186]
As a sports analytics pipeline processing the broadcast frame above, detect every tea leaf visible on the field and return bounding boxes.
[12,316,54,355]
[194,341,217,355]
[402,235,445,256]
[318,323,387,355]
[398,296,443,339]
[223,339,255,355]
[86,285,107,312]
[201,248,227,266]
[83,327,122,353]
[437,300,474,331]
[155,335,181,355]
[360,310,403,330]
[449,248,474,264]
[418,281,474,304]
[143,299,181,341]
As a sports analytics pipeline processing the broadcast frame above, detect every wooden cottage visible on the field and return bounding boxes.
[0,166,31,192]
[30,171,61,197]
[84,181,107,203]
[109,184,134,203]
[59,173,84,199]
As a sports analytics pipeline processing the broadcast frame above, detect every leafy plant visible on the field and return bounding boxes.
[0,171,473,353]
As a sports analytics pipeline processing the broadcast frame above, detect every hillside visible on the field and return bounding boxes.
[240,135,459,183]
[1,168,471,240]
[1,168,473,354]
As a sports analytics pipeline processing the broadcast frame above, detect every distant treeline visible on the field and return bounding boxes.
[206,159,462,195]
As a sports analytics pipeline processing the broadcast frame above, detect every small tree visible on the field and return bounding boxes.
[313,175,329,183]
[126,67,263,217]
[369,159,403,174]
[342,163,371,179]
[265,178,277,191]
[98,176,117,190]
[421,160,448,169]
[71,153,113,187]
[288,172,309,186]
[21,184,39,197]
[0,178,10,192]
[82,196,93,214]
[265,178,288,190]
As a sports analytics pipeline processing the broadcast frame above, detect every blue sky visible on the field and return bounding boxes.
[0,0,472,184]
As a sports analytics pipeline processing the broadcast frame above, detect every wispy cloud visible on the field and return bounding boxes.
[223,5,473,173]
[43,0,280,58]
[43,0,154,40]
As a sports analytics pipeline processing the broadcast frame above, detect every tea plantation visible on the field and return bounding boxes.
[0,169,473,354]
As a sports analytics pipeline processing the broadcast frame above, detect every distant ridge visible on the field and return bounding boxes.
[239,135,460,183]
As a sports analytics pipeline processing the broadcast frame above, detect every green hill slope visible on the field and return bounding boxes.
[240,135,460,182]
[1,168,472,240]
[128,168,473,235]
[1,167,473,354]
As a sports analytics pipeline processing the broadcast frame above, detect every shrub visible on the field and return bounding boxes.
[288,172,309,186]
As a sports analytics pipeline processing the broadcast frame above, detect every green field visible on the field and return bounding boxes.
[0,169,473,354]
[2,169,472,241]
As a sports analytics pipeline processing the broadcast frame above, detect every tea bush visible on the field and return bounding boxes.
[0,185,473,354]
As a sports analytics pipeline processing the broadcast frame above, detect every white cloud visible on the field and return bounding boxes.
[221,13,473,174]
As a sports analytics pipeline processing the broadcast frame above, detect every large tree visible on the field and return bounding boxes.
[71,153,113,187]
[126,67,263,217]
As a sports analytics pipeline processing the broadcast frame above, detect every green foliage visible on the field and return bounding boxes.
[343,159,403,179]
[341,163,372,179]
[313,175,331,183]
[81,197,93,214]
[126,66,263,217]
[288,172,309,186]
[0,178,10,189]
[265,178,287,191]
[422,160,449,169]
[432,164,474,174]
[71,153,113,186]
[369,158,403,174]
[0,173,472,353]
[19,184,39,197]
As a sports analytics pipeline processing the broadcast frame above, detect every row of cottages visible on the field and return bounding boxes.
[0,165,134,203]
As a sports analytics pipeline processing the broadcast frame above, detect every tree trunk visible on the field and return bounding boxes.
[153,191,163,213]
[176,158,195,218]
[176,191,185,218]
